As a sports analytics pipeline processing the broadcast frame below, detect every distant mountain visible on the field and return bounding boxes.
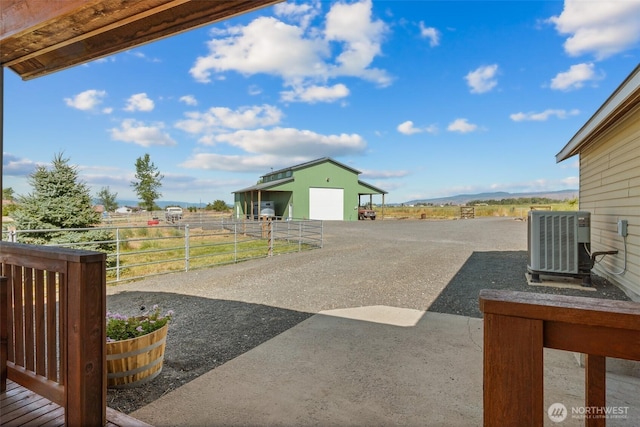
[405,189,578,206]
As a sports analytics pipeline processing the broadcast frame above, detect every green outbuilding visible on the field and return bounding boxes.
[233,157,387,221]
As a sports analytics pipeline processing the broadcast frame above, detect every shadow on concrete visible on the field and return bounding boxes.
[106,291,313,414]
[427,250,630,319]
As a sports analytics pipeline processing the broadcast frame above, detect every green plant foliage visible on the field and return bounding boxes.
[3,187,15,201]
[97,186,119,212]
[12,153,102,233]
[2,203,17,217]
[106,305,173,342]
[210,199,229,212]
[131,154,163,212]
[52,229,116,252]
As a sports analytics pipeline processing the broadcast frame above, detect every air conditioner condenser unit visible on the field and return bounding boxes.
[527,210,592,285]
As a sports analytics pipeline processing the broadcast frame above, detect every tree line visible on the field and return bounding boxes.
[467,197,578,206]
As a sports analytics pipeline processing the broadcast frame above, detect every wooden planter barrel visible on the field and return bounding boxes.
[106,323,169,388]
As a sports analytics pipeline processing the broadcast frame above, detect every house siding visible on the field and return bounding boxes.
[580,103,640,299]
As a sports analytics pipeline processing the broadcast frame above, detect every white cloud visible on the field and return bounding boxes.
[360,169,410,179]
[190,16,329,83]
[510,109,580,122]
[397,121,438,135]
[175,104,283,135]
[548,0,640,59]
[419,22,440,47]
[3,153,40,176]
[64,89,107,111]
[110,119,176,147]
[180,153,299,172]
[562,176,579,187]
[81,168,133,188]
[124,93,155,112]
[424,124,438,134]
[397,121,421,135]
[447,118,478,133]
[281,83,349,103]
[325,0,390,85]
[560,159,580,170]
[176,124,368,171]
[274,0,321,30]
[550,62,603,91]
[190,0,391,103]
[127,50,161,63]
[465,64,499,94]
[213,128,367,158]
[179,95,198,106]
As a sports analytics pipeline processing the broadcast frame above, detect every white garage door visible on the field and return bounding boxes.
[309,188,344,220]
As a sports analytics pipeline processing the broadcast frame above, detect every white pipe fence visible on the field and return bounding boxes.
[2,217,323,284]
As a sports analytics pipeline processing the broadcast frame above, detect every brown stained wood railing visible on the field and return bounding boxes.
[479,289,640,427]
[0,241,106,426]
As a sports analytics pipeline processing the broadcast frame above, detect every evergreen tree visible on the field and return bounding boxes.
[11,153,112,248]
[131,154,163,211]
[97,186,119,212]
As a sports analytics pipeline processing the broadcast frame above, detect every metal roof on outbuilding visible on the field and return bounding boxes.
[357,180,388,195]
[261,157,362,179]
[235,177,295,193]
[235,157,387,195]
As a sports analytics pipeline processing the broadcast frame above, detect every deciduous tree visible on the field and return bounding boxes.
[131,153,163,211]
[3,187,15,201]
[97,186,119,212]
[210,199,229,212]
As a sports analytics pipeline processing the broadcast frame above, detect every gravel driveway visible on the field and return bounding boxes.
[106,217,629,413]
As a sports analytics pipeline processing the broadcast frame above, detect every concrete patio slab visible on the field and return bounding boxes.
[131,306,639,426]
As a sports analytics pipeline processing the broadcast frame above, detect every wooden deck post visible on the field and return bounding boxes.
[0,276,6,393]
[585,354,606,427]
[483,313,544,426]
[64,251,106,427]
[480,289,640,427]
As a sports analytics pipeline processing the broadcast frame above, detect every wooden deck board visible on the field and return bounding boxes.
[1,381,152,427]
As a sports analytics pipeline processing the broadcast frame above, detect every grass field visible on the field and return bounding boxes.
[105,221,318,284]
[380,202,578,220]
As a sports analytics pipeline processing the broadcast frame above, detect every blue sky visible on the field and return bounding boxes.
[4,0,640,205]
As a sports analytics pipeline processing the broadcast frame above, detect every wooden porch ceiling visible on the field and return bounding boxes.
[0,0,283,80]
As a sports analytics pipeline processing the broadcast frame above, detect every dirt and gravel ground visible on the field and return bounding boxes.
[106,217,630,414]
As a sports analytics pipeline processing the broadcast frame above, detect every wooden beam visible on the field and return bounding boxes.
[3,0,191,67]
[479,289,640,331]
[1,0,283,80]
[0,0,93,39]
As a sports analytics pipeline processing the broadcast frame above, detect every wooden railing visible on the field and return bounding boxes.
[0,241,106,426]
[480,289,640,427]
